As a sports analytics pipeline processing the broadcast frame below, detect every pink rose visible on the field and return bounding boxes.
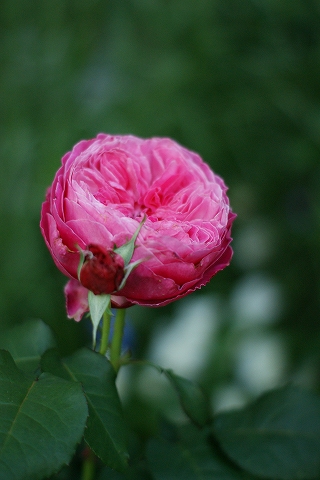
[40,134,235,320]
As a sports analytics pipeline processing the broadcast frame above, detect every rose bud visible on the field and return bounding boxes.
[79,244,125,295]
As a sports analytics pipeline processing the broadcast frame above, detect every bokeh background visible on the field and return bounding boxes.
[1,0,320,418]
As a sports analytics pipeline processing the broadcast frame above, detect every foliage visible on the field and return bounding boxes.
[1,320,320,479]
[0,348,88,479]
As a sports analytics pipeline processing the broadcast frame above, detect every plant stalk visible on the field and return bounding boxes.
[81,448,95,480]
[99,309,111,356]
[110,308,126,373]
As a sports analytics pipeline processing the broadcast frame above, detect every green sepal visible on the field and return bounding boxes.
[76,245,86,281]
[114,215,146,266]
[88,292,111,349]
[118,258,145,291]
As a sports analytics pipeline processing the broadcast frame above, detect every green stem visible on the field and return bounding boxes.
[110,308,126,373]
[99,310,111,356]
[81,448,95,480]
[82,311,111,480]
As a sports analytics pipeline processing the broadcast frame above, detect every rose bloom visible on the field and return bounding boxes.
[40,134,235,321]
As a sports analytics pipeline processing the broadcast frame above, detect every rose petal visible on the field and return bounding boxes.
[64,279,89,322]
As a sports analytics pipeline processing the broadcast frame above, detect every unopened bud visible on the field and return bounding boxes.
[80,244,125,295]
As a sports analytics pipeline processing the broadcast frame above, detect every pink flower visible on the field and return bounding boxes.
[40,134,235,320]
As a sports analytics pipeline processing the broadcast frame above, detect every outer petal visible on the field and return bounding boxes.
[64,279,89,322]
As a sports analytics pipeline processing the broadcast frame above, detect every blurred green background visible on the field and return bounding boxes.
[1,0,320,411]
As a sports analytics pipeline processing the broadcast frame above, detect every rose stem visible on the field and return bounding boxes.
[81,448,95,480]
[110,308,126,373]
[99,309,111,356]
[82,309,125,478]
[81,309,112,480]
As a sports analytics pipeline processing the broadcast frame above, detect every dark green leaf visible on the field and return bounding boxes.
[147,428,249,480]
[41,347,128,472]
[98,465,152,480]
[0,319,56,373]
[164,370,211,428]
[140,362,211,428]
[0,350,88,480]
[213,385,320,479]
[41,348,71,381]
